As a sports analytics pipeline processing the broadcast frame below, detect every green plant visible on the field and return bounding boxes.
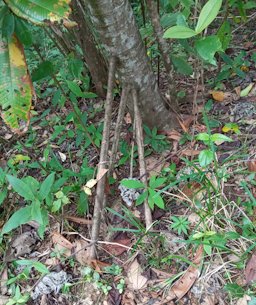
[1,173,55,238]
[121,175,167,210]
[6,286,30,305]
[170,216,190,235]
[144,125,170,153]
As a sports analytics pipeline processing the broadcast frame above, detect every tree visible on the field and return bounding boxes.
[85,0,178,130]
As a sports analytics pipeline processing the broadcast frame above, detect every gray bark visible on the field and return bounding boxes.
[85,0,178,129]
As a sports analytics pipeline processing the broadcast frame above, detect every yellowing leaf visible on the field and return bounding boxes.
[9,154,30,165]
[240,83,254,97]
[0,35,32,133]
[210,90,224,102]
[83,186,92,196]
[86,179,97,189]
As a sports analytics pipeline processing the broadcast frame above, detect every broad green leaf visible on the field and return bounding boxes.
[2,12,15,38]
[0,34,32,132]
[32,61,54,81]
[6,175,35,201]
[1,206,32,235]
[148,188,165,209]
[149,176,167,189]
[217,21,232,51]
[210,133,233,143]
[14,18,32,46]
[160,12,179,28]
[67,81,97,98]
[136,190,148,206]
[31,201,43,225]
[163,26,197,39]
[5,0,72,26]
[196,133,210,142]
[121,179,145,189]
[195,35,222,65]
[171,55,193,75]
[195,0,222,33]
[16,260,49,274]
[198,149,214,167]
[39,172,55,201]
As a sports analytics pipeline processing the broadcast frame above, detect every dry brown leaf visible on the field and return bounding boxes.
[145,155,170,176]
[165,130,182,141]
[96,168,109,181]
[0,268,8,295]
[210,90,225,102]
[65,216,93,225]
[51,232,72,257]
[245,253,256,284]
[181,182,203,200]
[165,245,203,302]
[73,239,90,265]
[90,259,111,272]
[236,295,251,305]
[103,239,132,256]
[181,150,200,156]
[248,160,256,172]
[127,258,148,290]
[0,295,9,305]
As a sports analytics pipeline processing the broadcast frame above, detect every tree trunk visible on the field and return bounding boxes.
[72,0,108,97]
[85,0,178,129]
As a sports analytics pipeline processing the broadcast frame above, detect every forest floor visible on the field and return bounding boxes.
[0,16,256,305]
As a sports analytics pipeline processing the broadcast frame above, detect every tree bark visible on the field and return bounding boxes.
[85,0,178,129]
[72,0,108,97]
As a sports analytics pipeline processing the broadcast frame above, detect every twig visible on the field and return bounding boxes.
[132,89,152,229]
[109,86,129,174]
[89,57,116,259]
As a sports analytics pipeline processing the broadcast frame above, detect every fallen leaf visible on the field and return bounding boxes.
[165,130,182,141]
[103,239,132,256]
[181,182,203,200]
[181,149,200,156]
[51,232,72,257]
[0,295,9,305]
[164,245,204,302]
[0,268,8,295]
[127,258,148,290]
[65,216,93,225]
[236,295,251,305]
[58,151,67,162]
[248,160,256,172]
[73,239,90,265]
[211,91,224,102]
[145,155,170,176]
[90,259,111,272]
[245,253,256,284]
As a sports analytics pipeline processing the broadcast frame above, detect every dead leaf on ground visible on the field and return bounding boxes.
[0,268,8,295]
[51,232,73,257]
[73,239,90,265]
[181,182,203,200]
[236,295,251,305]
[248,160,256,172]
[90,259,111,273]
[245,253,256,284]
[165,130,182,141]
[103,239,132,256]
[210,91,237,103]
[127,258,148,290]
[0,295,9,305]
[145,155,170,176]
[65,216,93,225]
[164,245,204,302]
[181,149,200,157]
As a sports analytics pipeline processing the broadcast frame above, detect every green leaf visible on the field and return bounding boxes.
[240,83,253,97]
[171,55,193,75]
[32,61,54,81]
[0,35,33,132]
[0,189,7,205]
[148,188,165,209]
[120,179,145,189]
[198,149,214,167]
[5,0,72,26]
[149,177,167,189]
[39,172,55,201]
[196,133,210,142]
[217,21,232,51]
[2,12,15,39]
[67,81,97,98]
[14,18,32,46]
[1,206,32,235]
[136,190,148,206]
[6,175,35,201]
[210,133,233,143]
[195,0,222,33]
[163,25,197,39]
[195,35,222,65]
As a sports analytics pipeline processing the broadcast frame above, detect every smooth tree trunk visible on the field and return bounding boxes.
[85,0,178,129]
